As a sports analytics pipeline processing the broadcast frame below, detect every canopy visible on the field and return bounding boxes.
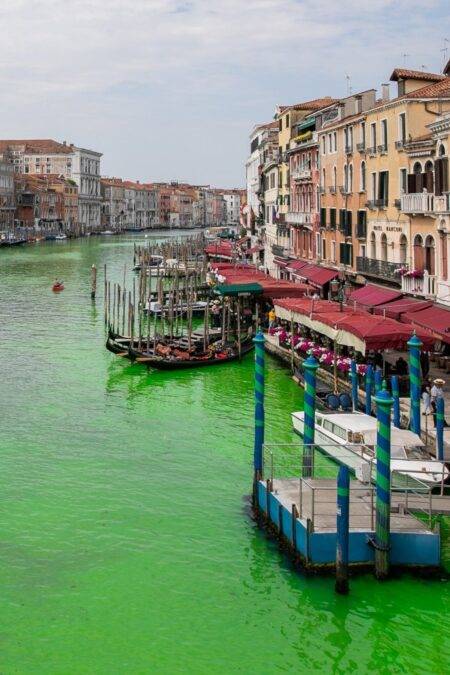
[275,297,434,353]
[348,284,403,310]
[214,283,262,296]
[291,262,338,288]
[373,297,432,321]
[403,305,450,344]
[212,263,312,300]
[205,241,234,259]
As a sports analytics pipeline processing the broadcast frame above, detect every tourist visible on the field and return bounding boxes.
[421,382,432,416]
[395,356,408,376]
[268,307,276,329]
[211,301,221,327]
[430,378,448,427]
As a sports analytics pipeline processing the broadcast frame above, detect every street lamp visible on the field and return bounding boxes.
[330,275,352,311]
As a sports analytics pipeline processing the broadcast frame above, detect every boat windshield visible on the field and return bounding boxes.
[404,445,429,460]
[391,445,407,460]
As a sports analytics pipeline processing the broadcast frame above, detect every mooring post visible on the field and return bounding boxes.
[374,368,382,396]
[91,264,97,299]
[253,331,265,499]
[436,397,445,462]
[350,359,358,411]
[365,364,373,416]
[374,382,393,580]
[407,333,422,436]
[335,464,350,595]
[302,355,319,478]
[391,375,400,429]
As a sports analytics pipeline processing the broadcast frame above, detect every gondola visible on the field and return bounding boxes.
[140,336,254,370]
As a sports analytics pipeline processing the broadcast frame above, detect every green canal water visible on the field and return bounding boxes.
[1,234,449,673]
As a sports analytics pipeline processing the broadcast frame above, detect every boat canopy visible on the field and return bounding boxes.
[214,282,263,296]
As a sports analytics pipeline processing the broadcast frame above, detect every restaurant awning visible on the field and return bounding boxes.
[213,263,312,300]
[246,245,264,254]
[274,297,434,353]
[403,305,450,344]
[348,284,403,310]
[214,283,263,296]
[292,263,339,288]
[373,297,432,321]
[205,241,234,258]
[274,257,292,267]
[286,260,309,273]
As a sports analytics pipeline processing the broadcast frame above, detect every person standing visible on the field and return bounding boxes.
[430,378,446,427]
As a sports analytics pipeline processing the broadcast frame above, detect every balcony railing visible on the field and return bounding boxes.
[367,146,377,156]
[286,211,318,226]
[435,194,450,213]
[401,270,437,298]
[345,144,353,154]
[377,144,388,155]
[292,168,312,181]
[356,257,405,281]
[271,243,292,258]
[395,140,405,150]
[329,186,337,194]
[375,198,388,209]
[400,192,434,214]
[356,142,366,152]
[366,200,377,210]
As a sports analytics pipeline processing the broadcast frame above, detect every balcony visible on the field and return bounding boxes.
[318,186,325,194]
[329,186,337,194]
[356,142,366,153]
[400,193,434,214]
[395,140,405,150]
[356,257,405,282]
[365,200,377,210]
[367,146,377,156]
[286,211,318,227]
[356,223,367,239]
[377,144,388,155]
[292,167,312,181]
[401,270,437,298]
[271,243,292,258]
[375,198,388,209]
[345,144,353,155]
[435,194,450,213]
[339,185,352,195]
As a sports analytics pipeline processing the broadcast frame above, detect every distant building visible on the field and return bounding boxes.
[0,160,15,230]
[0,139,102,232]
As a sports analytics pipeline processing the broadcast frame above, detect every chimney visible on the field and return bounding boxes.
[354,95,362,115]
[62,140,66,145]
[381,83,390,102]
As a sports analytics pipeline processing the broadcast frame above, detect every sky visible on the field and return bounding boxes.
[1,0,449,187]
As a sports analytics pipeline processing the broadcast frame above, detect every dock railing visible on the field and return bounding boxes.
[262,443,438,532]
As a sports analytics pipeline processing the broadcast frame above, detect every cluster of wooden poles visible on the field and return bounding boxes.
[133,233,206,270]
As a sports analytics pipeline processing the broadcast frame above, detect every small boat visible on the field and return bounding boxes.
[145,300,208,318]
[52,282,64,292]
[133,255,164,272]
[45,234,57,241]
[55,234,67,240]
[143,337,254,370]
[100,230,115,236]
[291,410,449,487]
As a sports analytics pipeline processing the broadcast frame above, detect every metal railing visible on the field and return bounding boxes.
[356,256,405,280]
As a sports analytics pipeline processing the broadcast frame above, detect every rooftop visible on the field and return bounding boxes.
[390,68,446,83]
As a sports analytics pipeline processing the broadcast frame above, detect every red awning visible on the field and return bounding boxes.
[291,263,338,288]
[274,297,434,352]
[246,245,264,254]
[373,297,432,321]
[274,257,292,268]
[286,260,309,273]
[403,305,450,344]
[205,241,234,258]
[348,284,403,310]
[216,263,312,299]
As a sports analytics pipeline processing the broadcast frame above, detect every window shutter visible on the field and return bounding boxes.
[339,242,345,264]
[435,159,442,196]
[385,172,389,204]
[320,208,326,227]
[442,157,448,193]
[407,173,416,194]
[415,173,424,193]
[425,171,434,193]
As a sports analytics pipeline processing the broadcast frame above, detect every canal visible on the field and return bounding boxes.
[1,234,449,673]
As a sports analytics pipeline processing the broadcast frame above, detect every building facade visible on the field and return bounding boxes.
[0,160,15,230]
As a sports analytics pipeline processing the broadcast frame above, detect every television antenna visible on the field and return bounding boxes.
[345,74,352,95]
[441,38,449,67]
[402,53,410,65]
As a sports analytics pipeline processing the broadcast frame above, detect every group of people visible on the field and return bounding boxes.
[422,378,447,425]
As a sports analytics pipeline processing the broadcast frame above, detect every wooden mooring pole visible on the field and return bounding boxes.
[335,464,350,595]
[91,264,97,299]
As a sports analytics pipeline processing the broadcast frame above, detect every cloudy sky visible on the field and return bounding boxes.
[1,0,449,186]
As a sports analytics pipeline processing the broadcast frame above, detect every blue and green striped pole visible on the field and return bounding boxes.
[407,334,422,436]
[374,382,394,580]
[391,375,400,429]
[374,368,382,396]
[350,360,358,411]
[335,464,350,595]
[436,397,445,462]
[302,355,319,478]
[253,332,265,486]
[365,364,373,416]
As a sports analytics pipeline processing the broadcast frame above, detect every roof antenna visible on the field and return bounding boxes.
[441,38,449,68]
[345,74,352,95]
[402,53,410,65]
[421,64,428,71]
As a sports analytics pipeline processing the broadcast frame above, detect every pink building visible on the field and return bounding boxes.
[287,115,321,261]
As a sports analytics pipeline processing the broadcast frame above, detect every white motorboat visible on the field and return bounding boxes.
[54,233,67,240]
[291,410,449,487]
[145,300,208,317]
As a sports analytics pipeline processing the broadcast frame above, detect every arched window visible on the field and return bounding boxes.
[414,234,424,271]
[425,235,435,275]
[439,144,446,157]
[413,161,422,175]
[424,160,434,193]
[399,234,407,264]
[361,161,366,191]
[370,232,376,259]
[380,233,388,262]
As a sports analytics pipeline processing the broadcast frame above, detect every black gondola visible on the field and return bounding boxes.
[139,337,254,370]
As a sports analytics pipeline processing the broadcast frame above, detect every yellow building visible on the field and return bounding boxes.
[361,68,450,287]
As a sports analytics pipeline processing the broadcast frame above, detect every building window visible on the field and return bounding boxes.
[378,171,389,206]
[399,113,406,142]
[349,164,353,193]
[400,168,407,194]
[286,114,290,128]
[333,166,337,188]
[381,119,388,150]
[370,123,377,150]
[322,136,326,155]
[361,161,366,191]
[328,134,332,152]
[331,240,336,262]
[371,173,377,201]
[360,122,366,146]
[333,132,337,152]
